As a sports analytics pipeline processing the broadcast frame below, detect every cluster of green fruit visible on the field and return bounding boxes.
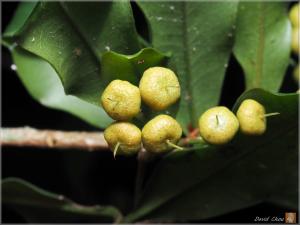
[289,3,300,84]
[101,67,182,157]
[199,100,279,145]
[101,67,279,157]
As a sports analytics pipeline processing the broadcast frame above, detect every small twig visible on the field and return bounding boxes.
[0,127,109,151]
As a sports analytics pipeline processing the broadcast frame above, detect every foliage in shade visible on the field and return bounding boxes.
[2,178,123,223]
[233,2,292,91]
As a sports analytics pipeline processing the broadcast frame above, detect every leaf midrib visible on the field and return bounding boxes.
[254,2,265,88]
[180,2,194,124]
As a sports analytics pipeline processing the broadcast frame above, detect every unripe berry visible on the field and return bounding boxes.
[142,114,182,153]
[236,99,266,136]
[139,67,180,111]
[198,106,239,145]
[291,28,299,55]
[289,3,299,27]
[104,122,142,156]
[101,80,141,121]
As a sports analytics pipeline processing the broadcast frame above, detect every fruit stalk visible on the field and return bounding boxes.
[263,112,280,118]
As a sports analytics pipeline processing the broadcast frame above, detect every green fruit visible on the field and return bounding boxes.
[291,28,299,55]
[101,80,141,121]
[142,114,182,153]
[289,3,299,27]
[236,99,266,136]
[198,106,239,145]
[104,122,142,156]
[139,67,181,111]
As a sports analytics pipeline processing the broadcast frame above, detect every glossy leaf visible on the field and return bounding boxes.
[3,2,169,127]
[3,2,37,39]
[2,178,123,223]
[233,2,291,91]
[10,46,167,128]
[3,1,141,105]
[125,89,298,222]
[101,48,168,87]
[11,47,113,128]
[136,1,238,130]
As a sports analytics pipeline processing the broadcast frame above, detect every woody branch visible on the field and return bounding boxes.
[0,127,109,151]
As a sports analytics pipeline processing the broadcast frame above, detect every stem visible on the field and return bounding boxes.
[263,112,280,118]
[166,140,184,150]
[215,115,220,126]
[1,127,108,151]
[134,157,145,208]
[113,142,120,159]
[134,149,153,208]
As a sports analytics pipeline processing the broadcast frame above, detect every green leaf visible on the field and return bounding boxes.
[4,1,140,105]
[125,89,298,222]
[4,2,36,36]
[101,48,169,87]
[136,2,238,130]
[11,46,167,128]
[233,2,291,91]
[2,178,123,223]
[11,46,113,128]
[3,2,169,127]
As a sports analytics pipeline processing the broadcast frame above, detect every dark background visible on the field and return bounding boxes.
[2,2,298,223]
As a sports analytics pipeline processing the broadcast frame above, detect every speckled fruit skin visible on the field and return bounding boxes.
[289,3,299,27]
[139,67,181,111]
[236,99,266,136]
[291,28,299,55]
[142,114,182,153]
[198,106,239,145]
[101,80,141,121]
[104,122,141,155]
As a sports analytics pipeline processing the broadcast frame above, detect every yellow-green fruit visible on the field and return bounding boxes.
[289,3,299,27]
[291,28,299,55]
[198,106,239,145]
[139,67,181,111]
[104,122,142,156]
[101,80,141,121]
[142,114,182,153]
[236,99,266,136]
[293,64,299,83]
